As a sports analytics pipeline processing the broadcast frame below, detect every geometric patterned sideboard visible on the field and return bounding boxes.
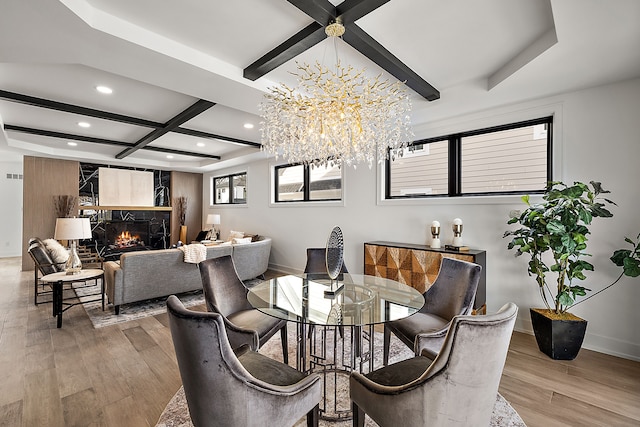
[364,241,487,314]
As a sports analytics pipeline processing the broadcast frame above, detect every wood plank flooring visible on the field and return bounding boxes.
[0,257,638,426]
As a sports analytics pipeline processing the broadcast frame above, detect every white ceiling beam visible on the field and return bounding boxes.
[488,27,558,91]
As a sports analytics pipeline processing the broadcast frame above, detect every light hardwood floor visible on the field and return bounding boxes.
[0,256,638,426]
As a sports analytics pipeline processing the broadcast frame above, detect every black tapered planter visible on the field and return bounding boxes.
[530,308,587,360]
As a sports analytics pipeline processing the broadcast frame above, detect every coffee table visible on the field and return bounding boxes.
[40,268,104,328]
[247,273,424,419]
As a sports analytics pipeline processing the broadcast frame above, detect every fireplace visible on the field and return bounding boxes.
[105,220,150,250]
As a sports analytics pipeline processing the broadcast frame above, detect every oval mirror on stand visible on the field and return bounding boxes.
[325,226,344,297]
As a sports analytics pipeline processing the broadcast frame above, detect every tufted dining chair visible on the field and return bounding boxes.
[198,255,289,364]
[350,302,518,427]
[166,295,322,427]
[383,257,481,364]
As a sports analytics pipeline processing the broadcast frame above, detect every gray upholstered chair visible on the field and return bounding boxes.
[304,247,349,279]
[350,302,518,427]
[383,257,481,364]
[304,247,349,337]
[198,255,289,364]
[166,295,322,427]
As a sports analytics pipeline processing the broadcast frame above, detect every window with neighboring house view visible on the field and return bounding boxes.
[212,172,247,204]
[275,163,342,202]
[386,117,552,198]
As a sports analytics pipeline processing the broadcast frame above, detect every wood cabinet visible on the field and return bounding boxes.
[364,241,486,314]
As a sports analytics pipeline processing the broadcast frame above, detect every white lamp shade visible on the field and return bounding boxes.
[54,217,92,240]
[206,214,221,225]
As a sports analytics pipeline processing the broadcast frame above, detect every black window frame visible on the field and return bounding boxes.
[274,163,343,203]
[385,116,553,199]
[212,172,247,205]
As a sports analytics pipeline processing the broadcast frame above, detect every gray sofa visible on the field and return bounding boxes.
[104,237,271,314]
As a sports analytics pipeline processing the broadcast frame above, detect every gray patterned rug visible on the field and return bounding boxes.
[156,326,527,427]
[75,279,261,328]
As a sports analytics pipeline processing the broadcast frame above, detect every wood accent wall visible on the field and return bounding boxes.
[170,171,203,245]
[22,156,79,271]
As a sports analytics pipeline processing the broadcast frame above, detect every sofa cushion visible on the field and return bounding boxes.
[232,237,252,245]
[227,230,244,241]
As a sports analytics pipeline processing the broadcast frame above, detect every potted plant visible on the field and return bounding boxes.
[504,180,639,360]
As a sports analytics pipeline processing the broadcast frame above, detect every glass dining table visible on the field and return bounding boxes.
[247,273,424,420]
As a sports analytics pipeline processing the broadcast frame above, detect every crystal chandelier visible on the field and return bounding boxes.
[260,22,413,168]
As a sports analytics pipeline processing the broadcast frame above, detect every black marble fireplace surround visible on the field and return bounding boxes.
[79,162,172,260]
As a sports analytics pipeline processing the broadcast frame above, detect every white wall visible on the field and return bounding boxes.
[0,158,24,257]
[204,78,640,361]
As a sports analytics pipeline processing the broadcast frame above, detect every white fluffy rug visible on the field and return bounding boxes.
[156,326,527,427]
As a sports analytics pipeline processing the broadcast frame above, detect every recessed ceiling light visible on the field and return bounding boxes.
[96,85,113,94]
[166,155,174,159]
[77,121,91,128]
[67,142,78,146]
[243,123,254,129]
[197,142,205,147]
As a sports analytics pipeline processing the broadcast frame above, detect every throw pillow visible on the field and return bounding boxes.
[232,237,252,245]
[227,230,244,242]
[43,238,69,265]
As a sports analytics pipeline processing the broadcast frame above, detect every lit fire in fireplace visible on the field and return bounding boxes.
[115,231,144,248]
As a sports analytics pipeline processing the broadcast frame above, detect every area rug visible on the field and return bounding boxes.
[156,327,527,427]
[75,279,261,328]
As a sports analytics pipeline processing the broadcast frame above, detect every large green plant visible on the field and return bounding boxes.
[504,181,617,314]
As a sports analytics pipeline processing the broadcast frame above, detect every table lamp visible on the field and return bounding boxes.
[206,213,221,240]
[54,217,92,275]
[430,220,441,248]
[452,218,464,247]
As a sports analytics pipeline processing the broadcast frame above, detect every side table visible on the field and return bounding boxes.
[40,268,104,328]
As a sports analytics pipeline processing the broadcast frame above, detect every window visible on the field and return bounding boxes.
[386,117,552,198]
[275,163,342,202]
[388,140,449,196]
[213,172,247,204]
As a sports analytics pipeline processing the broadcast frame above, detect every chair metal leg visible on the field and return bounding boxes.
[306,404,319,427]
[352,402,365,427]
[280,325,288,365]
[34,269,38,305]
[383,325,391,366]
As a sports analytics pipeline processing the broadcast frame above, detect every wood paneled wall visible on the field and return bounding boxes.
[170,171,203,245]
[22,156,79,270]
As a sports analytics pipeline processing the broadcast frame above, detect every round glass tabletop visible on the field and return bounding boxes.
[247,273,425,327]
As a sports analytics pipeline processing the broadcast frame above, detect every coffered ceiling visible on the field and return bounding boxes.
[1,0,639,172]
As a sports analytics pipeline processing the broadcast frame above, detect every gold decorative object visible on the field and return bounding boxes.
[260,22,413,168]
